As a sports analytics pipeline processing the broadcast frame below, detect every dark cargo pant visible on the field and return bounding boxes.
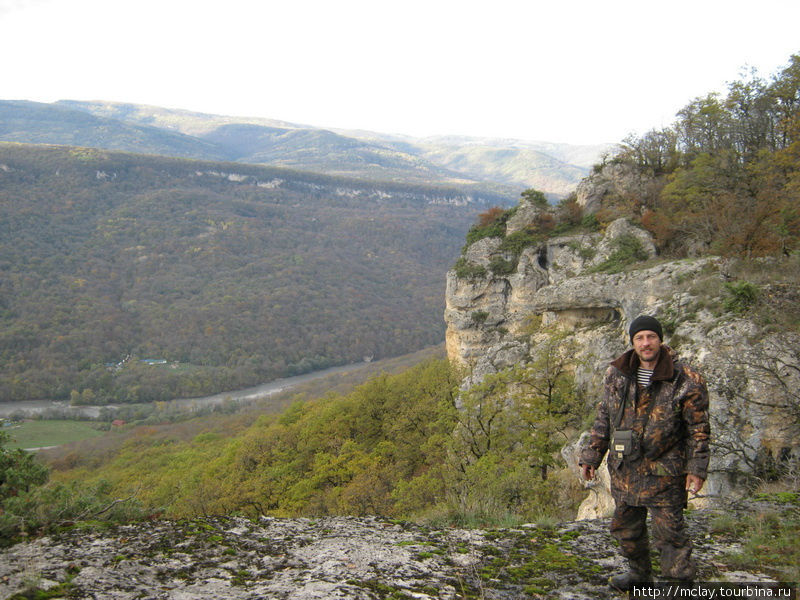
[610,501,695,580]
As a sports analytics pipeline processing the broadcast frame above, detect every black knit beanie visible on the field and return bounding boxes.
[629,315,663,342]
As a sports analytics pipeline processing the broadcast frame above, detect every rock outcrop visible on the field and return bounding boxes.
[1,498,794,600]
[445,208,800,518]
[575,161,653,215]
[446,217,666,383]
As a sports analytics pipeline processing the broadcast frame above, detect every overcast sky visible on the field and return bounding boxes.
[1,0,798,145]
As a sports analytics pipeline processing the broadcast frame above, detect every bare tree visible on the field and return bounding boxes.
[713,333,800,483]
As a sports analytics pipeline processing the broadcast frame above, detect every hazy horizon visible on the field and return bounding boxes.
[1,0,798,145]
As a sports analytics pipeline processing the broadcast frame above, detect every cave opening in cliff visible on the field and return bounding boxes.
[537,247,548,269]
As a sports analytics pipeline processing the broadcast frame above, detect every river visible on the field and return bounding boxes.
[0,361,371,419]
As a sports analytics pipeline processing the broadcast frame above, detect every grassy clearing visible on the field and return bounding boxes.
[4,420,106,449]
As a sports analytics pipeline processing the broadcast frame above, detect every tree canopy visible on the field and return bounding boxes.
[594,54,800,258]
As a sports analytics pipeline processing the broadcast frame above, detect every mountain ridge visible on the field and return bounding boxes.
[22,99,612,196]
[0,100,227,160]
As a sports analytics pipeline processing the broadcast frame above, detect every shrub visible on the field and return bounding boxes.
[581,213,600,231]
[489,256,517,276]
[477,207,507,228]
[641,209,674,249]
[521,188,549,209]
[566,240,596,261]
[0,431,49,503]
[587,234,649,274]
[0,432,142,543]
[453,257,487,280]
[556,195,583,229]
[534,212,556,234]
[464,206,517,247]
[0,479,143,542]
[498,230,542,256]
[471,311,489,325]
[723,280,759,314]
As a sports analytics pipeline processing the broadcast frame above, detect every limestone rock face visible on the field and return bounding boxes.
[594,217,657,262]
[575,161,649,214]
[463,236,503,267]
[505,198,544,235]
[445,209,800,519]
[445,217,674,379]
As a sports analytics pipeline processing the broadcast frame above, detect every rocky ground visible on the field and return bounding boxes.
[1,498,795,600]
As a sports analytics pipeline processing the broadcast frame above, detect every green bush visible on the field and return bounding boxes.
[498,230,542,256]
[0,479,143,542]
[453,257,487,280]
[521,188,548,209]
[464,206,518,247]
[587,234,649,274]
[581,213,600,230]
[471,311,489,324]
[0,431,49,503]
[489,256,517,276]
[566,240,596,261]
[723,280,759,314]
[0,432,142,543]
[465,221,506,246]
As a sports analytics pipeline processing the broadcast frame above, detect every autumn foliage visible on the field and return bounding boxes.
[597,54,800,258]
[477,206,507,228]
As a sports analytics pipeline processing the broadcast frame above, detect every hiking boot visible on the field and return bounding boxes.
[608,569,652,592]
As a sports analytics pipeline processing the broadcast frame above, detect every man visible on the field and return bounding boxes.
[579,315,710,591]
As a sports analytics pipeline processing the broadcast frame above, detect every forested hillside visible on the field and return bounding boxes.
[0,143,508,404]
[26,357,584,528]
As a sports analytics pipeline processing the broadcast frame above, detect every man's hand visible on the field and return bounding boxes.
[686,474,704,495]
[580,464,596,481]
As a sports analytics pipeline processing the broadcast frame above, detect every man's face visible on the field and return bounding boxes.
[632,330,661,364]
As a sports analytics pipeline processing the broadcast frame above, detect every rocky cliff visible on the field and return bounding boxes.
[444,200,800,517]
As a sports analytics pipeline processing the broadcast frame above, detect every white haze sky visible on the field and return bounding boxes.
[1,0,799,145]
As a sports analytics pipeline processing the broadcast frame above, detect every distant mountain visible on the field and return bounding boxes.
[50,100,610,196]
[32,100,510,194]
[333,133,613,196]
[413,135,613,169]
[197,124,484,184]
[0,142,507,404]
[55,100,302,136]
[412,142,589,197]
[0,100,227,160]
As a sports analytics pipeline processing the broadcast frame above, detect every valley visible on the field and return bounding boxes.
[0,143,496,406]
[1,52,799,598]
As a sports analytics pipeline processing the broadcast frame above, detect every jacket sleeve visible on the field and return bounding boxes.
[579,367,613,468]
[682,366,710,479]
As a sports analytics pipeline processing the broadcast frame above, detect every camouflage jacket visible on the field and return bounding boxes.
[579,345,710,507]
